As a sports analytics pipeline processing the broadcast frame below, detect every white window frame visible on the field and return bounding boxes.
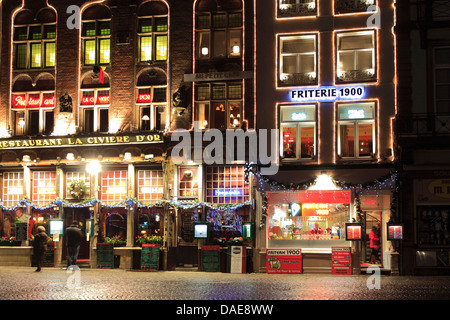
[101,170,128,205]
[194,82,243,130]
[137,169,164,204]
[138,15,168,63]
[205,165,249,204]
[336,30,376,82]
[195,11,243,60]
[279,104,316,161]
[136,85,168,131]
[32,171,57,207]
[2,172,24,208]
[80,88,110,133]
[81,19,111,66]
[66,171,91,199]
[337,102,376,159]
[13,23,56,69]
[279,34,317,85]
[11,91,55,136]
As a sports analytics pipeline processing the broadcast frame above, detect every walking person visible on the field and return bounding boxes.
[33,226,48,272]
[369,226,381,264]
[66,221,83,269]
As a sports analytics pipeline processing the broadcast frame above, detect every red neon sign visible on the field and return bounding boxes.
[12,94,55,108]
[27,94,42,107]
[42,96,55,107]
[301,203,330,216]
[97,95,110,104]
[137,93,151,103]
[12,94,27,108]
[82,95,95,105]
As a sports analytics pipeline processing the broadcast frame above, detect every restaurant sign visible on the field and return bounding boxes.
[0,133,164,149]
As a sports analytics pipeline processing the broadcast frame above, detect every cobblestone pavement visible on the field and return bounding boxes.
[1,266,450,301]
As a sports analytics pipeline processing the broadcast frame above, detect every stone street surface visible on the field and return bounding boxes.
[0,266,449,301]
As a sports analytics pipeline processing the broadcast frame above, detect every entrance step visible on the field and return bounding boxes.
[57,260,91,269]
[303,267,332,274]
[174,266,199,272]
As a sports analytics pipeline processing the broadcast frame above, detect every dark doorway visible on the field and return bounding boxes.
[175,210,198,267]
[63,207,90,261]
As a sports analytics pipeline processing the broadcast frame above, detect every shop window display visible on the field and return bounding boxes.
[267,191,350,241]
[104,208,127,243]
[138,208,163,239]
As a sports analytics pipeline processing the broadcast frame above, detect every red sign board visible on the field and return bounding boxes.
[268,190,351,204]
[12,94,55,108]
[137,93,152,103]
[331,247,352,275]
[346,223,363,240]
[266,249,302,274]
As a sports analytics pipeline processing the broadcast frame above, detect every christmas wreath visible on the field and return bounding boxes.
[69,180,87,199]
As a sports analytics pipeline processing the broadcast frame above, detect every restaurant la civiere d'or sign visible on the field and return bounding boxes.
[0,133,164,149]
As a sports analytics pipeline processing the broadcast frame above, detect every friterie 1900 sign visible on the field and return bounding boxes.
[266,249,302,274]
[290,85,365,102]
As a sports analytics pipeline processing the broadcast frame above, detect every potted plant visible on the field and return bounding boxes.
[227,237,244,246]
[136,235,163,246]
[0,236,21,246]
[104,235,126,247]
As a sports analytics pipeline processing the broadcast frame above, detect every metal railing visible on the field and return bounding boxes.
[397,113,450,137]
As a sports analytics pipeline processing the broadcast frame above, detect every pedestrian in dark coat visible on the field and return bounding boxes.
[33,226,48,272]
[65,221,83,269]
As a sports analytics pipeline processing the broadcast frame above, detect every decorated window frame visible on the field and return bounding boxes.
[32,171,57,207]
[2,172,24,208]
[205,165,249,204]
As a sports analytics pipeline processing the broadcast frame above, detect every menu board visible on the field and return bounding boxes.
[387,224,403,240]
[266,249,302,274]
[331,247,352,275]
[97,243,114,269]
[345,223,363,241]
[201,245,220,272]
[15,222,28,241]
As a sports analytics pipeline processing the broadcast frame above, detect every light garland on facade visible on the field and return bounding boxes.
[0,197,252,212]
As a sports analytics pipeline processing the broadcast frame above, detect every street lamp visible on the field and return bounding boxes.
[86,161,101,175]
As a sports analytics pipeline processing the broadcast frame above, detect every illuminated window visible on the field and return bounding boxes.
[137,170,164,204]
[32,171,56,207]
[434,47,450,113]
[195,11,243,59]
[13,24,56,69]
[138,17,168,62]
[178,167,199,199]
[206,166,249,204]
[82,20,111,65]
[278,0,317,18]
[101,170,127,205]
[335,0,376,15]
[195,83,243,129]
[137,86,167,131]
[279,34,317,86]
[66,172,91,199]
[280,105,316,160]
[3,172,24,208]
[337,102,375,158]
[11,91,55,136]
[81,89,110,133]
[336,31,376,83]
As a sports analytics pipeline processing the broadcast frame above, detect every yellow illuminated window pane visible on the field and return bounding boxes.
[84,40,96,65]
[99,39,110,64]
[140,36,152,62]
[45,42,56,67]
[30,43,42,68]
[155,35,167,61]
